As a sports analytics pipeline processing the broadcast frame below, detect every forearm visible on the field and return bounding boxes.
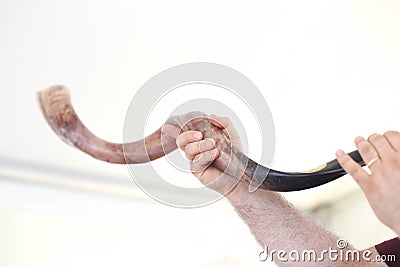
[227,186,383,266]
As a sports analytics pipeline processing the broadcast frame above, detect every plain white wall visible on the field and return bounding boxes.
[1,0,400,266]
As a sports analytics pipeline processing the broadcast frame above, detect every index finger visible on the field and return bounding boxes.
[176,131,203,150]
[336,149,370,191]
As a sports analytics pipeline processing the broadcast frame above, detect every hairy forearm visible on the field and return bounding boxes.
[227,186,384,266]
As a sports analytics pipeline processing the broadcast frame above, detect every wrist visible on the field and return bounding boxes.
[225,183,248,204]
[225,182,277,207]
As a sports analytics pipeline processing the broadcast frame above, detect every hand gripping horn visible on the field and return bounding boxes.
[38,85,365,192]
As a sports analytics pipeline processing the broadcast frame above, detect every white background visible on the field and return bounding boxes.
[1,0,400,266]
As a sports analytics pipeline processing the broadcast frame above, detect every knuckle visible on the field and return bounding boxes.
[185,153,192,160]
[190,154,202,165]
[384,157,400,170]
[369,133,387,148]
[346,165,357,176]
[368,133,381,142]
[339,155,351,167]
[354,136,364,144]
[177,137,185,150]
[349,165,363,178]
[384,130,400,141]
[384,130,399,136]
[177,133,188,144]
[357,140,369,152]
[339,156,359,176]
[201,150,213,161]
[357,141,375,157]
[200,139,215,151]
[189,164,200,174]
[185,143,197,156]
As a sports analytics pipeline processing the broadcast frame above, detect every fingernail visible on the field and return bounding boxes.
[355,136,364,142]
[193,132,202,139]
[336,150,344,158]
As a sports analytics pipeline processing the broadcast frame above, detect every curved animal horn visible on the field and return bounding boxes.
[37,85,178,164]
[38,85,365,192]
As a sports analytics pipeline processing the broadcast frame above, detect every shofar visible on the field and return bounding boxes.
[37,85,365,192]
